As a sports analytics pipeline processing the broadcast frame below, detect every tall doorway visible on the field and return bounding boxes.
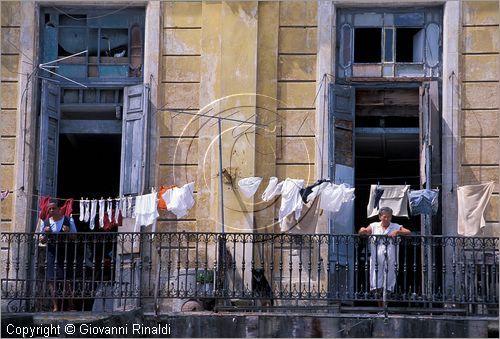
[354,87,423,303]
[354,87,421,232]
[57,133,121,231]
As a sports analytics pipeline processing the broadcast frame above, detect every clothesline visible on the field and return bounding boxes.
[10,176,444,203]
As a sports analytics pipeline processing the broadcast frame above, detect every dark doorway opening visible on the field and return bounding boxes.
[57,133,121,311]
[353,88,422,307]
[57,133,121,211]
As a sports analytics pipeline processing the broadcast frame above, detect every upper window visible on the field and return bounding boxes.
[337,7,442,78]
[40,8,145,81]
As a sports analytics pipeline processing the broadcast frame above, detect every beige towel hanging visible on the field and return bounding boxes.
[457,181,494,236]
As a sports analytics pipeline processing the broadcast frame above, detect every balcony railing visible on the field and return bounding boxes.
[1,232,498,315]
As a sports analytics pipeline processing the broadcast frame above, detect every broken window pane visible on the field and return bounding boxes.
[396,28,424,62]
[354,28,382,63]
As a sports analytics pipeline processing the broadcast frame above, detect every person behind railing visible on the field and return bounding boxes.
[358,206,411,307]
[40,201,77,311]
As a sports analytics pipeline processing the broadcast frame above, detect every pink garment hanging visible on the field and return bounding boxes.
[60,198,74,217]
[38,196,51,220]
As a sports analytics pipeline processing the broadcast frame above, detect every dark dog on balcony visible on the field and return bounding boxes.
[252,268,274,307]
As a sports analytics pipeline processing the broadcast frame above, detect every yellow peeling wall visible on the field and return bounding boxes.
[157,1,202,232]
[0,1,21,232]
[157,1,319,232]
[461,1,499,231]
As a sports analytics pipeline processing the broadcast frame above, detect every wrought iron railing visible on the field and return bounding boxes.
[1,232,498,315]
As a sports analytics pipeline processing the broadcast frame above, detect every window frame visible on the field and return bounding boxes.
[336,7,442,79]
[40,7,145,85]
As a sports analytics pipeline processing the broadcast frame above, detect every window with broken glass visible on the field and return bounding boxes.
[40,8,145,80]
[336,7,442,78]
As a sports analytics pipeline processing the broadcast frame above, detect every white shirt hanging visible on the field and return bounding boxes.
[238,177,263,198]
[163,182,195,219]
[261,177,283,202]
[278,178,304,223]
[134,193,159,232]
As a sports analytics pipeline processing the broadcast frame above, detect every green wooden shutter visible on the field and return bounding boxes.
[39,80,60,197]
[120,84,149,196]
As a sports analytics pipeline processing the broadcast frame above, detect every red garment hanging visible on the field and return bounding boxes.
[38,196,51,220]
[102,209,123,231]
[60,198,74,217]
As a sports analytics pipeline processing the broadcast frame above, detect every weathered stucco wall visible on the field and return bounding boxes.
[0,1,21,232]
[461,1,499,232]
[157,1,318,233]
[157,1,202,232]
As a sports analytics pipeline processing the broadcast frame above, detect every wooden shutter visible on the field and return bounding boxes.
[328,83,355,174]
[120,84,150,196]
[419,81,440,187]
[328,84,356,294]
[39,80,60,197]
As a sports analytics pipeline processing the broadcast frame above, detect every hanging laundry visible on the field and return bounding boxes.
[373,186,385,210]
[458,182,494,236]
[60,198,74,217]
[282,196,320,233]
[158,185,177,209]
[366,185,410,218]
[102,209,122,231]
[409,189,439,216]
[238,177,263,199]
[127,196,134,218]
[38,196,51,220]
[98,199,105,228]
[278,178,304,222]
[163,182,195,219]
[261,177,283,202]
[0,190,9,201]
[134,192,159,232]
[161,186,176,210]
[318,183,346,213]
[121,197,128,218]
[83,199,90,223]
[332,196,355,230]
[299,179,330,204]
[79,198,85,222]
[114,198,121,224]
[306,182,329,203]
[106,198,113,224]
[89,199,97,230]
